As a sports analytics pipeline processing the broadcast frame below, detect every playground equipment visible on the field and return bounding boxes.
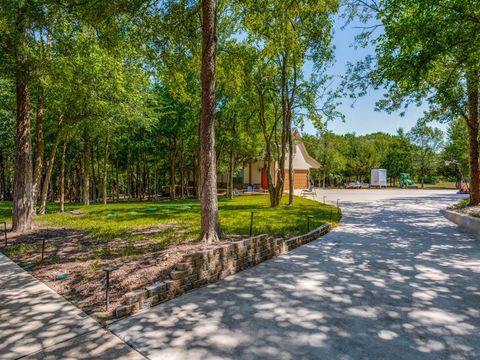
[445,159,470,194]
[399,173,416,188]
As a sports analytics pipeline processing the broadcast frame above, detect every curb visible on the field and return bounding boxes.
[441,209,480,238]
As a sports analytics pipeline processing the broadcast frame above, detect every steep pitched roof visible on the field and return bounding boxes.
[290,128,321,169]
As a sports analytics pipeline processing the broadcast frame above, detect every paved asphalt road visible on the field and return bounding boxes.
[111,189,480,360]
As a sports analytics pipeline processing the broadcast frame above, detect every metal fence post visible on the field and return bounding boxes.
[102,265,118,311]
[41,239,46,262]
[249,212,254,237]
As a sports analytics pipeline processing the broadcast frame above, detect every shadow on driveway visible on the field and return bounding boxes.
[111,193,480,360]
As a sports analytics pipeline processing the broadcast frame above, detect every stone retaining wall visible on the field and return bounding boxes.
[115,223,331,318]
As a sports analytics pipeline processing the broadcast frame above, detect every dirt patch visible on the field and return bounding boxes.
[129,223,180,236]
[3,227,237,318]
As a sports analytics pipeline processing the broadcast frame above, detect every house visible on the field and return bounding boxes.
[239,130,321,190]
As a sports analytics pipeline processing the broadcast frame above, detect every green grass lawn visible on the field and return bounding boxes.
[0,202,11,224]
[1,195,339,245]
[422,181,457,190]
[0,201,81,225]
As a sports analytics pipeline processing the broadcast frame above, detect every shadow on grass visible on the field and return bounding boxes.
[35,195,339,241]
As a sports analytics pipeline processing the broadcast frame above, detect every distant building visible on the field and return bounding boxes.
[238,130,321,190]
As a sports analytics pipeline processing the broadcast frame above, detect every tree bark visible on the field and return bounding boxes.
[82,130,90,205]
[59,138,67,212]
[288,128,294,205]
[180,144,185,199]
[142,157,147,199]
[0,152,5,201]
[227,149,234,199]
[169,140,177,200]
[126,152,131,200]
[199,0,222,242]
[102,132,109,204]
[135,162,140,199]
[91,143,97,202]
[38,117,63,215]
[115,156,120,201]
[12,6,33,232]
[257,87,283,207]
[32,88,45,214]
[194,154,200,198]
[466,70,480,205]
[287,57,298,206]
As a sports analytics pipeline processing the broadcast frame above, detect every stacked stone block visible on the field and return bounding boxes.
[115,223,331,318]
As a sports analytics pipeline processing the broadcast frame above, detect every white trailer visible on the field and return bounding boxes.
[370,169,387,187]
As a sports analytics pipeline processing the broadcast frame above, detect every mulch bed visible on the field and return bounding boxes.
[4,227,238,318]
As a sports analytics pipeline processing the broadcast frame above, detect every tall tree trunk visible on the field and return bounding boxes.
[0,152,5,201]
[287,58,298,206]
[126,152,131,200]
[199,0,221,242]
[32,89,44,214]
[180,145,185,199]
[115,156,120,201]
[135,162,140,199]
[82,130,90,205]
[420,167,425,189]
[258,88,283,207]
[227,149,234,199]
[273,52,289,208]
[12,6,33,232]
[194,154,200,198]
[59,138,67,212]
[169,143,177,200]
[288,128,294,204]
[96,142,101,200]
[102,132,109,204]
[466,70,480,205]
[38,118,63,215]
[146,158,150,200]
[91,143,97,202]
[76,160,81,202]
[142,157,147,199]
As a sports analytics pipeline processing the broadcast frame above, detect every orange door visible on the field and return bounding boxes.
[284,170,309,190]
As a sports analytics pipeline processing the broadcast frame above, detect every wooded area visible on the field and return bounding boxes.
[303,121,467,189]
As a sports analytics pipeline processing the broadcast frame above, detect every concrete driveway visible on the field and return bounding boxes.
[110,190,480,360]
[0,252,145,360]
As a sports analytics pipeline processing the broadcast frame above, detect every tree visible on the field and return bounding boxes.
[303,130,346,187]
[1,2,38,232]
[440,119,469,187]
[348,0,480,203]
[0,78,16,201]
[382,129,414,186]
[199,0,222,242]
[408,122,444,188]
[238,0,338,206]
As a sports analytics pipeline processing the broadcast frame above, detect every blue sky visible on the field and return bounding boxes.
[302,15,442,136]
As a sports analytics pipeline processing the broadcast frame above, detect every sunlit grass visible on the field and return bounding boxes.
[1,195,340,244]
[422,181,457,190]
[0,201,12,224]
